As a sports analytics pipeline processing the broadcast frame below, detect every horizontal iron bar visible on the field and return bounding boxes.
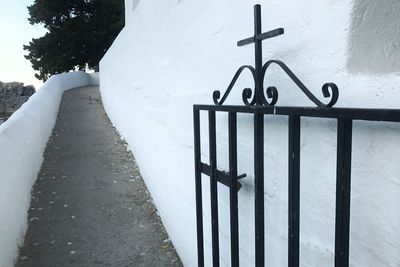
[193,105,400,122]
[200,163,243,191]
[194,104,260,113]
[275,106,400,122]
[237,36,255,47]
[237,28,284,47]
[257,28,284,41]
[237,173,246,179]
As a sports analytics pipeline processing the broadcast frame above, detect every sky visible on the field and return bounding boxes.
[0,1,47,89]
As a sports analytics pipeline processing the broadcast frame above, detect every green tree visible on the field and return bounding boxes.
[24,0,124,81]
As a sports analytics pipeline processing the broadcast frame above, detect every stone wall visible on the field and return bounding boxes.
[0,82,35,119]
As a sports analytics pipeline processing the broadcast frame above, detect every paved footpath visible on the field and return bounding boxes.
[16,86,182,267]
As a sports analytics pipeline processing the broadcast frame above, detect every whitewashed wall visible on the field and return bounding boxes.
[0,72,99,267]
[100,0,400,266]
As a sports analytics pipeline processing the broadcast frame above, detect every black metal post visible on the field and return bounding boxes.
[193,108,204,267]
[335,118,353,267]
[288,115,300,267]
[254,111,265,266]
[229,112,239,267]
[209,110,220,267]
[254,4,263,106]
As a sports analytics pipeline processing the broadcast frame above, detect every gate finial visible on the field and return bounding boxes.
[212,4,339,108]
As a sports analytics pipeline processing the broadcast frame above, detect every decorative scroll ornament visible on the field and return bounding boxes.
[212,5,339,108]
[213,65,255,105]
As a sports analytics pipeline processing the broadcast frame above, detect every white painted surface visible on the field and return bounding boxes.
[100,0,400,266]
[89,72,100,85]
[347,0,400,73]
[0,71,99,267]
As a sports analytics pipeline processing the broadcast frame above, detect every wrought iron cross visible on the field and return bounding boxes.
[213,4,339,108]
[237,4,284,106]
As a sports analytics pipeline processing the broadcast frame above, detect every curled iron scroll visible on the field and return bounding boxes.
[213,65,256,105]
[261,60,339,107]
[212,60,339,107]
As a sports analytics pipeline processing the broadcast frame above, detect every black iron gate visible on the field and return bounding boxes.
[193,4,400,267]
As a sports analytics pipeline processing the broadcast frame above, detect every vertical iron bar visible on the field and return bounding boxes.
[335,118,353,267]
[254,4,262,73]
[193,108,204,267]
[229,112,239,267]
[254,5,265,265]
[254,4,263,106]
[254,111,265,266]
[288,116,300,267]
[209,110,220,267]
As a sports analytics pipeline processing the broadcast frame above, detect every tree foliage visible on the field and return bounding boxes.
[24,0,124,81]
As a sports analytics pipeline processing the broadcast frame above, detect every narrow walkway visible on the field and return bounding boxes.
[16,86,182,266]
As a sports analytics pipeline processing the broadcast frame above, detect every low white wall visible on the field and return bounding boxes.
[0,71,98,267]
[89,72,100,86]
[100,1,400,266]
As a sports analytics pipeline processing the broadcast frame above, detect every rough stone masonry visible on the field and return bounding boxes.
[0,81,35,123]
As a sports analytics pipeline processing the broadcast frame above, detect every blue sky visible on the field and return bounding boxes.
[0,1,47,88]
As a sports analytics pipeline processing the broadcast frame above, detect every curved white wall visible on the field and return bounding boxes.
[100,1,400,266]
[0,71,99,267]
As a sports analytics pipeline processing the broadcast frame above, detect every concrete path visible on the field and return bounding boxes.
[16,86,182,267]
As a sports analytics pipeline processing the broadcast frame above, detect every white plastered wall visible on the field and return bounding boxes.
[0,72,99,267]
[100,1,400,266]
[347,0,400,74]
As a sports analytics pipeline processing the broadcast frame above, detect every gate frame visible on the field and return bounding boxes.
[193,4,400,267]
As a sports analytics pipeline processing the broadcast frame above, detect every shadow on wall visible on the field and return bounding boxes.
[131,0,140,10]
[347,0,400,74]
